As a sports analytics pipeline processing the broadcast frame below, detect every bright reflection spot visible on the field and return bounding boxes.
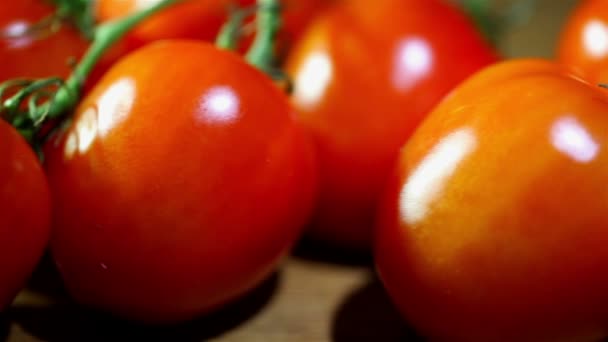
[76,108,98,154]
[393,37,433,92]
[3,21,28,37]
[583,20,608,58]
[3,21,33,49]
[97,77,136,137]
[135,0,161,11]
[64,132,78,160]
[400,128,477,226]
[198,86,240,124]
[551,116,599,163]
[293,51,333,109]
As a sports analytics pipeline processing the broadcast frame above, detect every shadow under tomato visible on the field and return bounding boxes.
[11,272,280,342]
[331,276,423,342]
[291,236,373,268]
[25,251,69,299]
[0,314,9,342]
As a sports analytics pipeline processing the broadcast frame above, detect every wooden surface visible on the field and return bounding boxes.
[5,1,578,341]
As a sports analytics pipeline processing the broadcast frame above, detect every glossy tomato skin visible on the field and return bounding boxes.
[286,0,498,249]
[95,0,330,65]
[376,59,608,341]
[44,40,317,323]
[558,0,608,84]
[0,120,51,310]
[0,0,88,82]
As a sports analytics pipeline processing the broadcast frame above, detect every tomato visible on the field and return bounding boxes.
[285,0,498,249]
[44,40,317,323]
[95,0,331,65]
[375,58,608,341]
[0,119,51,310]
[558,0,608,84]
[96,0,241,53]
[0,0,88,82]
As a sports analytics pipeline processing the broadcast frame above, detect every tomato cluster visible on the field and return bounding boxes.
[3,0,608,341]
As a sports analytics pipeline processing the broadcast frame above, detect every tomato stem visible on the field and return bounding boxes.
[0,0,181,147]
[216,5,250,50]
[245,0,281,77]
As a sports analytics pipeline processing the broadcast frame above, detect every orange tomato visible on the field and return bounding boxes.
[558,0,608,84]
[376,59,608,341]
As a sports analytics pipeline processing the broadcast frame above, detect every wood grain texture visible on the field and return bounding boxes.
[4,1,579,341]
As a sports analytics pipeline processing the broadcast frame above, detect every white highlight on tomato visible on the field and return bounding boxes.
[64,132,78,160]
[97,77,136,137]
[199,86,240,124]
[393,37,433,92]
[400,128,477,226]
[293,51,333,109]
[551,116,599,163]
[77,108,98,154]
[135,0,161,11]
[583,20,608,58]
[3,21,34,49]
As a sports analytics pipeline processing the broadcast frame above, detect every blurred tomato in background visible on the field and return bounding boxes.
[286,0,498,249]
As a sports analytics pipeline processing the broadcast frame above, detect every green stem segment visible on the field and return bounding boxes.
[216,5,251,50]
[245,0,281,76]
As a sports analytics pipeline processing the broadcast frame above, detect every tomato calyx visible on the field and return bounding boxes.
[0,0,182,151]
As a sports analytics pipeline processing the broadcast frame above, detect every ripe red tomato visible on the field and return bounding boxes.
[285,0,498,248]
[44,40,317,323]
[558,0,608,84]
[0,0,88,82]
[95,0,330,64]
[375,59,608,341]
[0,119,51,310]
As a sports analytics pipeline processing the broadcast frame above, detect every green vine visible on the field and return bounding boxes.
[216,0,291,91]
